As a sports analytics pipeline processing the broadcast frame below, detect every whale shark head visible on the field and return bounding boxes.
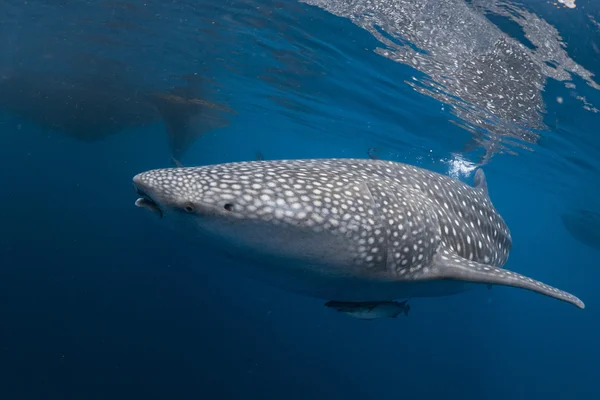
[132,160,376,271]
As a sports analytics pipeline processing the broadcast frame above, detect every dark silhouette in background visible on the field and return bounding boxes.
[561,208,600,252]
[0,68,234,162]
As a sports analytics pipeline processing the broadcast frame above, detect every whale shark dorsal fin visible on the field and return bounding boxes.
[423,249,584,309]
[474,168,488,196]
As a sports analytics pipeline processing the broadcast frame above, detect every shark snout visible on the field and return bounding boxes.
[133,173,149,190]
[132,173,154,199]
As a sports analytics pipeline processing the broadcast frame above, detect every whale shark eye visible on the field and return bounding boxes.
[183,202,195,213]
[223,203,234,212]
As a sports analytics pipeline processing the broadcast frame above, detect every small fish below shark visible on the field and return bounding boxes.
[325,300,410,320]
[132,158,585,320]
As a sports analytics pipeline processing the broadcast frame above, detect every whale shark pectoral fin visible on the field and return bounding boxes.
[474,168,489,196]
[426,251,585,309]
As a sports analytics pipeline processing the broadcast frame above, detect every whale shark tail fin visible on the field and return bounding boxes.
[424,250,584,309]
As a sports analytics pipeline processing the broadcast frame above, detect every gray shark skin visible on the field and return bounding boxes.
[132,158,584,309]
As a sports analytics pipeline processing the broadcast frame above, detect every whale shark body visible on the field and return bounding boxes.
[132,158,584,314]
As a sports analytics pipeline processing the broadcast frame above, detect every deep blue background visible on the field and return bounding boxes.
[1,0,599,399]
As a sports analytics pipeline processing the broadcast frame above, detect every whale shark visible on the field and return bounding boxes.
[0,69,233,161]
[132,158,584,313]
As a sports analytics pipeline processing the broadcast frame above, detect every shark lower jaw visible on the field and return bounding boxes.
[134,186,163,219]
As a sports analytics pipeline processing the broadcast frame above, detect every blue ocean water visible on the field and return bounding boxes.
[1,0,599,399]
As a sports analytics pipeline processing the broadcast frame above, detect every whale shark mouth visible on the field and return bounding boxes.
[134,187,163,219]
